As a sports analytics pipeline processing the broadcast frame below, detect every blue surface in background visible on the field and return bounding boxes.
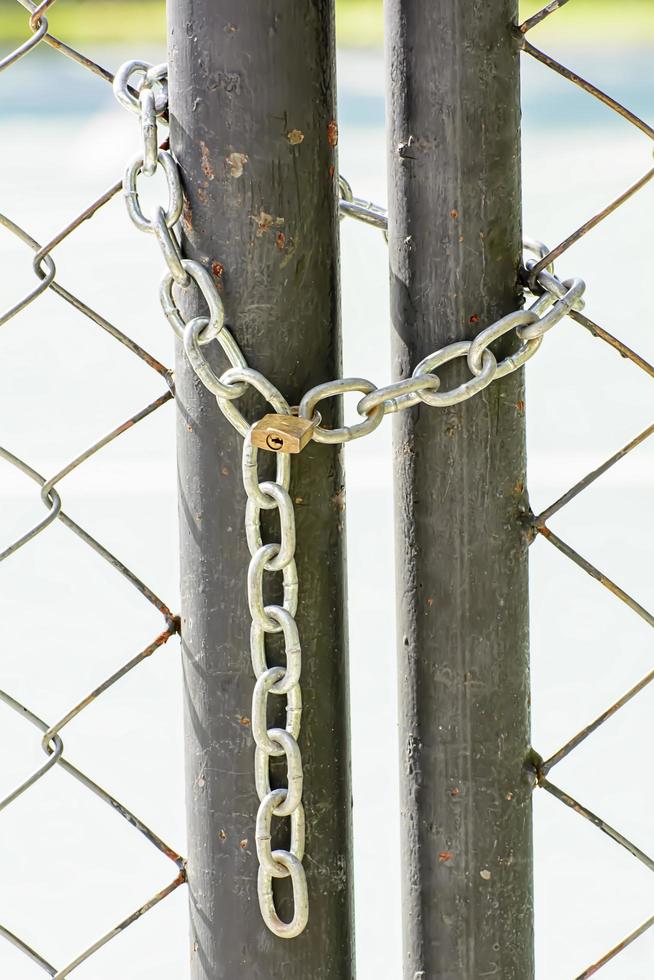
[3,44,654,134]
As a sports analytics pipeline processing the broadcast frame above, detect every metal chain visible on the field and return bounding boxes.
[113,62,310,939]
[243,426,309,939]
[114,59,588,939]
[114,60,586,454]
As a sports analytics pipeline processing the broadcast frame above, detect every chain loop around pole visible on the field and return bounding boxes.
[152,208,190,286]
[116,60,586,452]
[356,374,441,417]
[114,58,589,943]
[518,274,586,340]
[299,378,385,444]
[139,86,159,176]
[160,260,226,344]
[123,150,183,233]
[217,367,292,439]
[113,59,152,113]
[467,310,542,378]
[413,343,498,408]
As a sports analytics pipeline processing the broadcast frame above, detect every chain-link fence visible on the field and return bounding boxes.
[1,2,185,976]
[1,0,653,977]
[517,4,654,976]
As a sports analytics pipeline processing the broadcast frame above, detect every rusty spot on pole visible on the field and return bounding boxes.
[200,141,215,180]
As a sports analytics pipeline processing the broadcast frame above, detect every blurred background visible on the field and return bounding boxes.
[1,1,653,977]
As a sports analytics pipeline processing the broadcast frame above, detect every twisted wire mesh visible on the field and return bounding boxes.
[518,4,653,977]
[2,0,653,977]
[1,2,185,976]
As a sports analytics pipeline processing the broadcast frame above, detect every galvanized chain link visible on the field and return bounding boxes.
[114,57,588,939]
[115,61,586,454]
[2,2,649,971]
[113,62,311,939]
[243,426,309,939]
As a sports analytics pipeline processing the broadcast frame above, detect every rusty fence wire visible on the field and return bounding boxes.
[517,3,654,977]
[1,0,653,977]
[1,2,185,977]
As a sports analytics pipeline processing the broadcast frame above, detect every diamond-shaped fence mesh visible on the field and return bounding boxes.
[518,3,654,976]
[1,3,184,977]
[1,0,652,977]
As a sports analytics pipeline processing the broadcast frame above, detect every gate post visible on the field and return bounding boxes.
[167,3,354,977]
[385,1,534,977]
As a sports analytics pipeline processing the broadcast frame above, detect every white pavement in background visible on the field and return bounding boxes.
[0,43,652,979]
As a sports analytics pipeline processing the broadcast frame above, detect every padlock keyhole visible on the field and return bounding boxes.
[266,434,284,451]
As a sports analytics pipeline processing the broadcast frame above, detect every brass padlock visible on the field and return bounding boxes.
[251,414,316,454]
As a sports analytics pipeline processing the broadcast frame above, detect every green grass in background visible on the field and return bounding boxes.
[0,0,166,43]
[519,0,654,43]
[0,0,652,47]
[342,0,654,45]
[337,0,384,47]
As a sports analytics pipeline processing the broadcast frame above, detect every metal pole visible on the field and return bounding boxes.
[385,2,534,977]
[167,3,354,978]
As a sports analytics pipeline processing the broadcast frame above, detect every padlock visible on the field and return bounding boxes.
[251,414,317,454]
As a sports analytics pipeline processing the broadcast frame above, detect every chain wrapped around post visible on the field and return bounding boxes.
[114,59,587,940]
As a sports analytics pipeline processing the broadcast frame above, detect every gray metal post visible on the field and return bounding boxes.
[385,1,534,977]
[167,3,354,978]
